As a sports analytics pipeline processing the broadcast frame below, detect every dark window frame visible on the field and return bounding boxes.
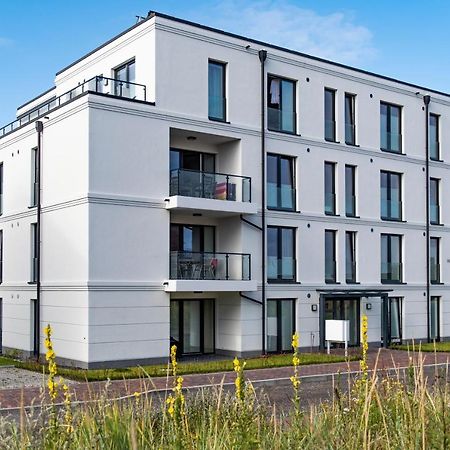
[324,161,336,215]
[325,229,337,283]
[31,148,38,208]
[381,233,403,283]
[267,226,296,283]
[0,230,3,285]
[344,93,356,145]
[267,153,296,211]
[345,165,356,217]
[324,88,337,142]
[430,296,441,341]
[113,59,136,96]
[267,74,296,134]
[345,231,357,283]
[430,177,440,225]
[170,223,216,253]
[380,170,402,221]
[0,163,3,216]
[267,298,296,353]
[429,113,440,161]
[380,101,402,153]
[30,223,38,284]
[208,60,227,122]
[430,236,440,284]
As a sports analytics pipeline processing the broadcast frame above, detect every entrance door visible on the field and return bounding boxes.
[267,299,295,352]
[170,300,215,355]
[325,298,360,346]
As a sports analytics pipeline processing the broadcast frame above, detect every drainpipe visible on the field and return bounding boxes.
[258,49,267,355]
[34,121,43,359]
[424,95,431,343]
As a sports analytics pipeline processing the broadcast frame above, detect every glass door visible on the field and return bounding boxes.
[267,299,295,352]
[170,300,215,355]
[325,298,360,346]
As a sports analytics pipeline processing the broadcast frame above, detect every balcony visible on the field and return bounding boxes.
[166,169,257,217]
[165,251,256,292]
[1,76,147,139]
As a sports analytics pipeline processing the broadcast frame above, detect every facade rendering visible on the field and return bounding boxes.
[0,11,449,368]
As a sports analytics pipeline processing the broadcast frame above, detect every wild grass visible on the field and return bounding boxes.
[394,341,450,353]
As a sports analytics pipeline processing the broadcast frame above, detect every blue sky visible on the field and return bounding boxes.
[0,1,449,125]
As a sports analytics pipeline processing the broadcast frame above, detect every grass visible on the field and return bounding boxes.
[393,341,450,352]
[0,351,360,382]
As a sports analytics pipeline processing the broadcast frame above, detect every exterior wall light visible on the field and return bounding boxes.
[366,303,372,311]
[311,304,318,312]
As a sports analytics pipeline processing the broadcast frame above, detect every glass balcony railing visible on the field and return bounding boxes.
[324,192,336,215]
[345,123,356,145]
[431,263,440,284]
[170,169,251,202]
[325,259,336,283]
[325,120,336,142]
[30,256,38,283]
[430,141,440,160]
[346,260,357,283]
[170,251,250,281]
[345,193,356,217]
[430,204,440,224]
[208,96,226,121]
[381,190,402,220]
[381,131,402,153]
[267,257,296,281]
[1,76,147,138]
[268,107,296,134]
[381,262,402,283]
[267,183,295,210]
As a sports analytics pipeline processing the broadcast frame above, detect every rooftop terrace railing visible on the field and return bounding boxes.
[0,76,147,138]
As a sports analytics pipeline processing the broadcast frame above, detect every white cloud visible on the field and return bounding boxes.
[191,0,376,65]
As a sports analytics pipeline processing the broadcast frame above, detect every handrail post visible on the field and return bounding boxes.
[225,253,229,280]
[226,175,230,200]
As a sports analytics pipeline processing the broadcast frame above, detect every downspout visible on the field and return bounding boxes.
[424,95,431,343]
[258,49,267,355]
[34,121,43,359]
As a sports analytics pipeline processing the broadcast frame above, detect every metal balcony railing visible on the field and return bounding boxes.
[170,251,251,281]
[170,169,251,202]
[1,76,147,138]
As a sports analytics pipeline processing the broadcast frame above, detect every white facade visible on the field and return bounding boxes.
[0,12,449,367]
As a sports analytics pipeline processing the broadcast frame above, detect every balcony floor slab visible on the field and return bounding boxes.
[164,279,257,292]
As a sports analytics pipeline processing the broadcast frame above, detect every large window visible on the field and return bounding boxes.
[324,88,336,141]
[267,154,295,210]
[380,171,402,221]
[430,296,440,341]
[345,231,356,283]
[380,102,402,153]
[325,230,337,283]
[430,178,440,224]
[268,75,296,133]
[208,60,226,121]
[430,237,440,284]
[114,59,135,98]
[267,227,296,282]
[31,148,38,207]
[381,234,402,283]
[30,223,38,283]
[324,162,336,215]
[345,165,356,217]
[0,163,3,216]
[267,299,295,352]
[345,93,356,145]
[430,114,440,161]
[0,230,3,284]
[382,297,402,344]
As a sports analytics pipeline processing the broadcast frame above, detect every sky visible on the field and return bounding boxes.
[0,0,449,125]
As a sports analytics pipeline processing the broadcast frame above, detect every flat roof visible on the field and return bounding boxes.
[55,10,450,100]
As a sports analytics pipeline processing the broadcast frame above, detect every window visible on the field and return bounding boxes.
[31,148,38,207]
[382,297,402,344]
[267,227,296,282]
[381,234,402,283]
[30,223,38,283]
[324,162,336,215]
[267,299,295,352]
[345,165,356,217]
[267,154,295,210]
[0,231,3,284]
[430,114,440,160]
[430,178,440,224]
[380,171,402,221]
[31,299,38,355]
[345,231,356,283]
[208,60,226,121]
[380,102,402,153]
[430,296,440,341]
[345,93,356,145]
[325,230,337,283]
[324,88,336,141]
[0,163,3,216]
[430,237,440,284]
[114,59,135,98]
[267,75,296,133]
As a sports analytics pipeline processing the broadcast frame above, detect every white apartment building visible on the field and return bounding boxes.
[0,11,448,368]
